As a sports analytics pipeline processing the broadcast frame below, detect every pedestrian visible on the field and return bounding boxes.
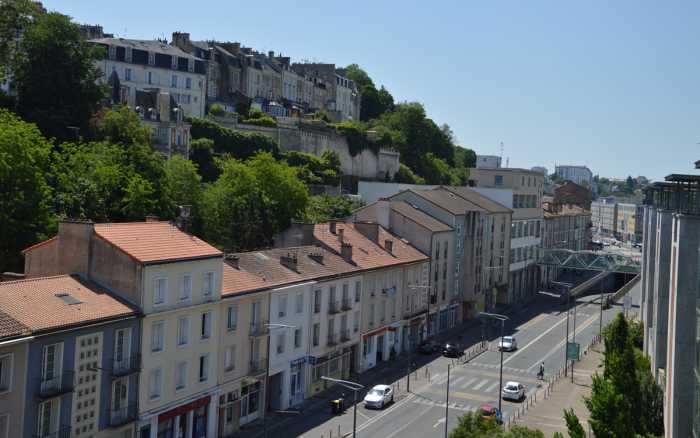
[538,362,545,380]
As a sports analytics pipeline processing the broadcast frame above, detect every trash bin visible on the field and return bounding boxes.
[330,398,344,414]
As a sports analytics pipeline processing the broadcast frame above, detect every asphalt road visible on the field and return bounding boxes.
[298,281,641,438]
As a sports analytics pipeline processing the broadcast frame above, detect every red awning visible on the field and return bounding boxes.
[158,395,211,423]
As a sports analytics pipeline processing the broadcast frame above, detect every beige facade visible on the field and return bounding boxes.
[0,338,28,437]
[542,204,592,285]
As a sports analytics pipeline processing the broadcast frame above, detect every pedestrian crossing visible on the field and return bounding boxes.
[412,396,476,412]
[466,361,538,377]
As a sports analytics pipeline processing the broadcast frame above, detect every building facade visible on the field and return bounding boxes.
[591,199,618,237]
[476,155,502,169]
[617,203,644,244]
[554,165,593,188]
[541,202,592,285]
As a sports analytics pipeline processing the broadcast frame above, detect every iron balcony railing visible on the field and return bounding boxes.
[327,333,338,346]
[33,426,71,438]
[328,301,341,314]
[248,358,267,376]
[37,371,74,399]
[111,354,141,377]
[249,320,269,337]
[341,297,352,311]
[106,404,138,428]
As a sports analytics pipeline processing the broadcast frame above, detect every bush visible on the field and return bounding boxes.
[394,163,425,184]
[282,150,341,187]
[189,117,279,160]
[208,104,226,117]
[241,115,277,128]
[331,120,378,156]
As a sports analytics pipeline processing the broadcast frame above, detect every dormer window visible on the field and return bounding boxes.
[171,55,178,70]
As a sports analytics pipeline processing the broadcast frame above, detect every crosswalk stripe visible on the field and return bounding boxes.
[472,379,489,390]
[451,376,466,387]
[485,381,500,393]
[460,377,477,389]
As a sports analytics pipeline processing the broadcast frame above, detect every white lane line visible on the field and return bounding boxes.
[356,393,416,433]
[384,404,434,438]
[485,381,500,393]
[460,377,477,389]
[502,311,572,365]
[451,376,466,387]
[472,379,489,390]
[526,313,599,372]
[431,373,442,383]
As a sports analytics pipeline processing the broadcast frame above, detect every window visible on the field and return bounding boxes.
[37,399,58,437]
[114,328,131,366]
[224,346,236,372]
[278,295,287,318]
[495,175,504,186]
[295,293,303,314]
[177,317,189,346]
[180,274,192,301]
[186,77,192,89]
[199,354,209,382]
[0,354,12,393]
[124,68,131,81]
[153,278,167,305]
[151,321,164,352]
[369,303,375,326]
[203,272,214,298]
[294,328,302,348]
[354,310,360,332]
[227,305,238,331]
[147,71,153,84]
[314,290,321,313]
[355,281,361,302]
[276,332,286,355]
[435,242,440,260]
[149,368,163,400]
[201,312,212,339]
[175,362,187,391]
[0,413,8,438]
[312,323,320,346]
[171,75,178,88]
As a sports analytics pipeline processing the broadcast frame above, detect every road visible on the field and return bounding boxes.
[298,280,641,438]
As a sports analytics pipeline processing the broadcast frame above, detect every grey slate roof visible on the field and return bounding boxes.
[439,186,512,214]
[394,189,484,215]
[89,38,202,60]
[390,201,453,233]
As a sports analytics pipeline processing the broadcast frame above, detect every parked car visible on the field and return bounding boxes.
[480,404,503,423]
[363,384,394,409]
[498,336,517,352]
[502,381,525,401]
[442,342,462,358]
[418,339,440,354]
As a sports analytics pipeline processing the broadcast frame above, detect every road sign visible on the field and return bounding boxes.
[567,342,580,361]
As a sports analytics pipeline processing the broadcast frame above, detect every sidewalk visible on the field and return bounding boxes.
[511,344,604,437]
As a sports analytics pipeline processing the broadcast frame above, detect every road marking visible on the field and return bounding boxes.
[502,311,572,365]
[472,379,489,390]
[451,376,466,387]
[431,373,442,383]
[383,404,434,438]
[460,377,477,389]
[355,393,416,433]
[526,313,599,372]
[356,409,371,420]
[433,418,446,428]
[485,381,500,393]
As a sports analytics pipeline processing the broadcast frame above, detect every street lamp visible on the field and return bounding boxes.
[551,281,573,378]
[263,323,296,438]
[321,376,364,438]
[478,312,509,415]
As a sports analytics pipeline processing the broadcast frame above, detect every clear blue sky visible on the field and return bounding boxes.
[44,0,700,181]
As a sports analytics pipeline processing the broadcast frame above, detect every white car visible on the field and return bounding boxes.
[502,381,525,401]
[498,336,517,351]
[363,384,394,409]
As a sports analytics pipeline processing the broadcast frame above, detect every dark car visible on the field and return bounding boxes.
[442,342,462,358]
[418,339,440,354]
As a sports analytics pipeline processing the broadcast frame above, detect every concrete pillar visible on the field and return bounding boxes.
[207,395,218,438]
[664,214,700,438]
[642,207,657,354]
[149,416,158,438]
[174,415,181,438]
[651,211,673,375]
[186,410,194,438]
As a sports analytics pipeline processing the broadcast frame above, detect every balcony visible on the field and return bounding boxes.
[37,371,74,400]
[111,354,140,377]
[328,301,341,314]
[341,297,352,311]
[340,329,351,342]
[33,426,71,438]
[327,333,338,346]
[248,358,267,376]
[106,404,138,428]
[404,306,428,320]
[249,320,269,337]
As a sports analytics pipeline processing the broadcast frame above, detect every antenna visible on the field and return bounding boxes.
[499,141,504,163]
[506,157,510,168]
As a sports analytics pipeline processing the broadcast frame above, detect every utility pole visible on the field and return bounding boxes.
[444,364,451,438]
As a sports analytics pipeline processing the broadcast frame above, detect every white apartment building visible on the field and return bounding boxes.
[335,74,359,121]
[555,165,593,188]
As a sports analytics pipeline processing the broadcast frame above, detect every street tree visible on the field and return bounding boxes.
[13,11,105,141]
[0,108,53,272]
[563,409,586,438]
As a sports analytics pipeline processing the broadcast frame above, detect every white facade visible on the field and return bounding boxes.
[555,165,593,187]
[335,74,357,120]
[476,155,502,169]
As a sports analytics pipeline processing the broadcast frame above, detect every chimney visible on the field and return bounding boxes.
[225,254,239,269]
[56,220,95,278]
[171,32,191,50]
[280,252,298,271]
[146,215,159,222]
[338,228,344,243]
[384,239,393,255]
[329,221,337,234]
[268,50,274,59]
[340,242,353,262]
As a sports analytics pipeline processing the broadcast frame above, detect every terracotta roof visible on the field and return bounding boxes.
[439,186,512,214]
[395,189,484,215]
[390,201,453,233]
[94,222,222,264]
[314,223,428,270]
[0,310,30,339]
[222,246,361,297]
[0,275,137,335]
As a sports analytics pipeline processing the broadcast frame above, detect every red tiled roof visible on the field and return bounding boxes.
[0,310,30,339]
[313,223,428,270]
[94,222,222,264]
[0,275,137,335]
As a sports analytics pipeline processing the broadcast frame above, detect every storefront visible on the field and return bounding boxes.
[309,348,352,394]
[289,357,306,407]
[140,395,213,438]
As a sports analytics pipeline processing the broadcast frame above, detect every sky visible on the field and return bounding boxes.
[43,0,700,182]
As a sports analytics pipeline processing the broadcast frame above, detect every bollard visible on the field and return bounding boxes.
[338,424,341,437]
[330,429,333,438]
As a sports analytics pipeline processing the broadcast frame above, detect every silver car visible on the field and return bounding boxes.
[498,336,517,351]
[502,381,525,401]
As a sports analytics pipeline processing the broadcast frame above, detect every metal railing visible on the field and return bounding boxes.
[111,354,140,377]
[328,301,341,314]
[340,329,351,342]
[249,320,269,337]
[107,404,138,428]
[341,297,352,311]
[37,371,74,399]
[327,333,338,346]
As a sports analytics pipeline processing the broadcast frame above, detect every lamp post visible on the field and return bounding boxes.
[321,376,364,438]
[444,363,451,438]
[479,312,509,414]
[263,323,296,438]
[551,281,573,377]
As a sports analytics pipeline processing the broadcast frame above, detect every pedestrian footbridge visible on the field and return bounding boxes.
[537,248,641,274]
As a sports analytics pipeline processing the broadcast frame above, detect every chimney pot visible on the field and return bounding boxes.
[340,242,353,262]
[338,228,344,242]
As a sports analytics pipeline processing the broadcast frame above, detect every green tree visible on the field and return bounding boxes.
[121,174,156,220]
[97,105,152,146]
[563,409,585,438]
[189,117,279,159]
[418,152,454,185]
[625,175,635,193]
[304,195,363,223]
[343,63,374,88]
[585,374,633,438]
[0,0,42,83]
[163,156,202,231]
[13,12,105,141]
[394,163,425,184]
[189,138,219,182]
[0,109,53,272]
[449,412,544,438]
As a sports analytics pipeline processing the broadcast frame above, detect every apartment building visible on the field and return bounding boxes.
[641,175,700,438]
[591,199,618,237]
[542,202,592,285]
[292,63,360,121]
[469,168,544,303]
[617,203,644,244]
[552,180,592,210]
[23,220,224,438]
[0,275,139,438]
[90,38,207,118]
[351,199,454,337]
[554,165,593,188]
